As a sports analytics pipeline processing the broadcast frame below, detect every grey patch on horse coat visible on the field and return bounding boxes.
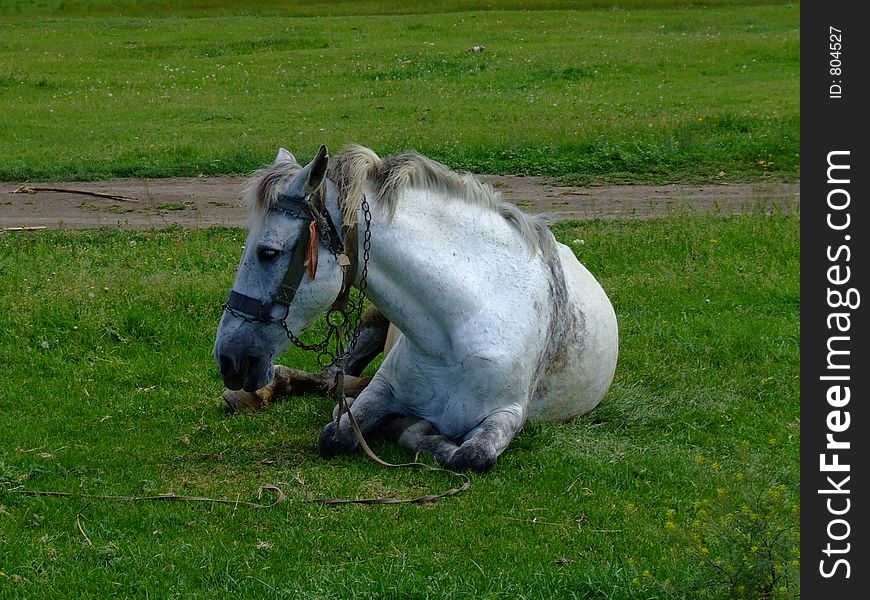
[529,250,583,403]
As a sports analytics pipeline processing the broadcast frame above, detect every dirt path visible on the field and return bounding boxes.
[0,176,799,230]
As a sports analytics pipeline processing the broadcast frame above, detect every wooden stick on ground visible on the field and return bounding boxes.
[1,226,48,233]
[12,185,138,202]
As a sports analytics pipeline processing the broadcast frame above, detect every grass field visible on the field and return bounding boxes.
[0,0,789,19]
[0,2,798,183]
[0,209,799,598]
[1,1,800,597]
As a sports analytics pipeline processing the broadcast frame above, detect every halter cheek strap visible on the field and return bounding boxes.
[274,217,312,307]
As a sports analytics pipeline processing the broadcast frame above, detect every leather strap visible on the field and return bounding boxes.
[225,290,274,321]
[274,218,312,307]
[225,188,354,318]
[331,225,358,311]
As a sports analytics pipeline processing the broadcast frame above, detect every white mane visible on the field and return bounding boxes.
[329,145,555,255]
[242,144,555,254]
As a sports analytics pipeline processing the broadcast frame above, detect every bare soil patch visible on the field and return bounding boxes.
[0,176,799,231]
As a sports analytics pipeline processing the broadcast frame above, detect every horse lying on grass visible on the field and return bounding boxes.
[213,145,618,472]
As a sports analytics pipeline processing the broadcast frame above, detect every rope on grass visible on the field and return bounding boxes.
[314,389,470,506]
[3,469,469,508]
[3,484,287,509]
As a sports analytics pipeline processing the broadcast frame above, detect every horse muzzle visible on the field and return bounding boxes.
[213,323,277,392]
[215,349,275,392]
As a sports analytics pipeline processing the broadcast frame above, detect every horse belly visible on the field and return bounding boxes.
[530,244,618,422]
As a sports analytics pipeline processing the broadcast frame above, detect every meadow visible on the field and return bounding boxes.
[1,1,799,598]
[0,2,798,183]
[0,209,799,598]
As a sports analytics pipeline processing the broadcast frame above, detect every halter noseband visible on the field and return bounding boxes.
[223,188,352,325]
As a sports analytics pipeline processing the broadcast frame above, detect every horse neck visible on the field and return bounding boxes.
[352,188,538,349]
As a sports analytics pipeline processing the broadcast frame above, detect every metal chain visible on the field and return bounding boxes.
[344,194,372,355]
[222,302,271,325]
[279,196,372,368]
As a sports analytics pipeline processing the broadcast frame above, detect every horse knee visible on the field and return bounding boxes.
[417,434,458,465]
[443,441,498,473]
[318,420,358,458]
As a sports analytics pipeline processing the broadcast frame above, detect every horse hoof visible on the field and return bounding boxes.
[444,443,498,473]
[318,421,358,458]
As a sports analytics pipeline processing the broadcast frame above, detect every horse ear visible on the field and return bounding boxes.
[307,144,329,192]
[275,147,296,164]
[286,144,329,198]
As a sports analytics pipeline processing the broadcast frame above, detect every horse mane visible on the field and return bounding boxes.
[241,158,303,233]
[329,144,555,255]
[242,144,554,255]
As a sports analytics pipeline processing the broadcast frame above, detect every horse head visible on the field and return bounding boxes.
[213,145,347,392]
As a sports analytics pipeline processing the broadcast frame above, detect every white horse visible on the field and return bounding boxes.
[213,145,618,472]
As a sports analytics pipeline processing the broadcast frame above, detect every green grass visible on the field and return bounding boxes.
[0,209,799,598]
[0,2,799,183]
[0,0,794,18]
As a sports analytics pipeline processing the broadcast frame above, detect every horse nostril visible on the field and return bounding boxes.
[218,353,238,378]
[216,346,269,391]
[241,355,262,390]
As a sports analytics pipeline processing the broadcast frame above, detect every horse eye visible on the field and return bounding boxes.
[257,247,281,262]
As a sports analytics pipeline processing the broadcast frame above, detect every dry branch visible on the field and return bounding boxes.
[0,226,48,233]
[13,185,138,202]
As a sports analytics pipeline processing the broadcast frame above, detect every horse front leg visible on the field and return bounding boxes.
[419,409,525,473]
[318,376,398,458]
[223,364,372,413]
[343,304,391,376]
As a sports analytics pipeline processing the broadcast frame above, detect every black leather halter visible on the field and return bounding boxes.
[223,189,348,324]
